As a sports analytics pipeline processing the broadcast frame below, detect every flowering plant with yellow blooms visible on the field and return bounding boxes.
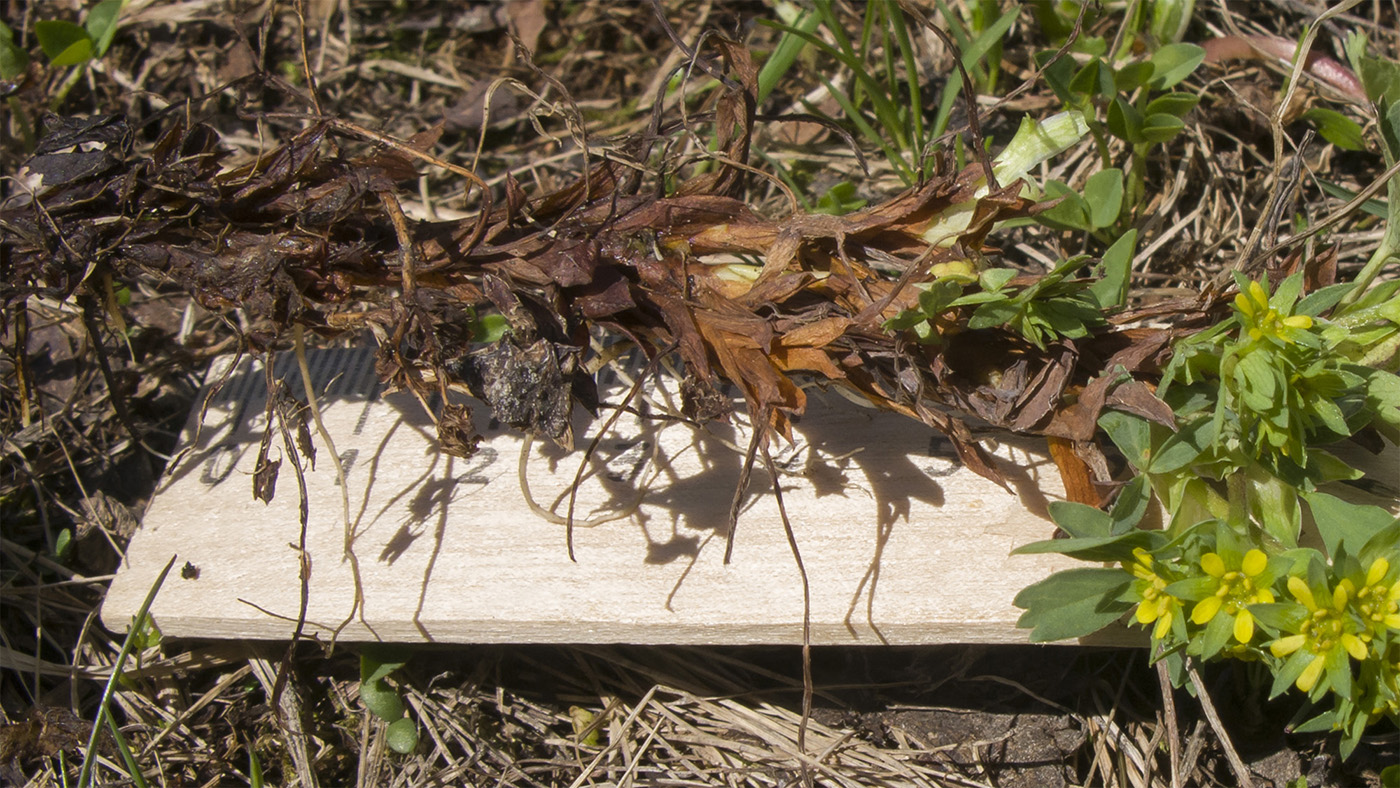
[1013,269,1399,758]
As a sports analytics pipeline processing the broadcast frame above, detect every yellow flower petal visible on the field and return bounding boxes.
[1248,281,1268,307]
[1367,558,1390,587]
[1136,601,1159,625]
[1270,634,1306,658]
[1342,634,1369,661]
[1256,588,1275,604]
[1192,596,1222,625]
[1333,584,1350,611]
[1153,611,1173,640]
[1234,610,1255,643]
[1242,549,1267,577]
[1201,553,1226,578]
[1282,315,1313,330]
[1297,654,1326,693]
[1288,576,1315,610]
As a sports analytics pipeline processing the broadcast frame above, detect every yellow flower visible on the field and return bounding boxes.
[1190,549,1275,643]
[1269,576,1369,693]
[1233,280,1313,344]
[1348,557,1400,638]
[1128,548,1182,641]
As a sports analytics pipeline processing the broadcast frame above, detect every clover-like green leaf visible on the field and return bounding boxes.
[1149,43,1206,89]
[386,717,419,754]
[1107,96,1144,143]
[360,678,405,722]
[85,0,124,58]
[1140,112,1186,144]
[1115,61,1155,93]
[1089,230,1137,309]
[1083,168,1124,229]
[35,20,93,66]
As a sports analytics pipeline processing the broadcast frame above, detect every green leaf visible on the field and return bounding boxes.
[1324,642,1351,698]
[385,717,418,754]
[918,278,964,315]
[1140,112,1186,144]
[1115,61,1155,93]
[1380,764,1400,788]
[1301,107,1366,151]
[1037,181,1092,230]
[54,528,73,560]
[1303,492,1398,559]
[1109,475,1152,534]
[1099,409,1154,470]
[979,267,1018,292]
[360,645,410,684]
[1198,606,1233,658]
[1038,50,1078,106]
[1052,503,1114,540]
[35,20,94,67]
[1013,567,1133,642]
[85,0,124,58]
[1070,58,1115,99]
[474,313,509,343]
[1295,283,1354,317]
[1145,91,1200,118]
[1269,648,1315,699]
[360,678,405,722]
[1149,43,1206,89]
[1082,168,1124,229]
[1148,415,1215,473]
[1358,55,1400,106]
[968,300,1021,330]
[1089,230,1137,309]
[1107,96,1144,143]
[1248,602,1307,632]
[0,21,29,80]
[1012,531,1152,562]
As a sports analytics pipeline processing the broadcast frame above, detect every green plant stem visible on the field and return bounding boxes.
[49,64,88,111]
[7,96,34,150]
[76,555,176,788]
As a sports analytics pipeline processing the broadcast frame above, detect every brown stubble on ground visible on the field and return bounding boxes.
[2,1,1399,787]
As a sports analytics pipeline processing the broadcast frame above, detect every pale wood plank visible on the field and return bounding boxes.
[102,348,1152,645]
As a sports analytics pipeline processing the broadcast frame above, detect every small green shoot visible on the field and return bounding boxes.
[359,645,419,755]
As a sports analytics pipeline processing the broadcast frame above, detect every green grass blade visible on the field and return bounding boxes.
[105,714,151,788]
[77,555,176,788]
[757,4,821,105]
[759,20,910,152]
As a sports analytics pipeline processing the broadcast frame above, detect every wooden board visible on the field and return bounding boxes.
[102,347,1142,646]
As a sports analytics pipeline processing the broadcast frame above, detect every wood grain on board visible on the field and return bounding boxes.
[101,348,1161,646]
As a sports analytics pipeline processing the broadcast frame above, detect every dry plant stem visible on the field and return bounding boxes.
[249,655,319,788]
[1186,662,1252,788]
[922,22,999,191]
[724,418,766,564]
[1264,155,1400,257]
[1156,659,1181,788]
[292,325,363,647]
[1237,0,1364,269]
[759,435,812,764]
[267,371,314,715]
[564,346,671,561]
